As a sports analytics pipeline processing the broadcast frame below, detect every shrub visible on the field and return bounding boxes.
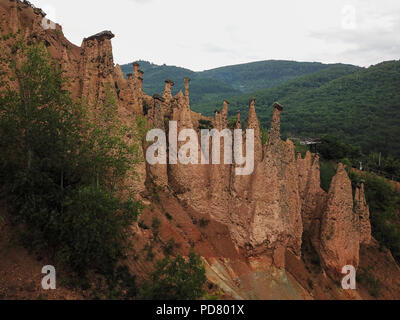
[0,40,143,282]
[152,217,161,231]
[227,116,237,130]
[163,238,176,256]
[165,212,173,221]
[358,267,381,298]
[0,214,4,231]
[199,218,210,228]
[349,172,400,263]
[138,220,149,230]
[144,243,155,261]
[106,265,138,300]
[320,161,336,192]
[198,119,213,130]
[139,250,206,300]
[58,186,141,274]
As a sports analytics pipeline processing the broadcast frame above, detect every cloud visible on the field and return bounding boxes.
[309,4,400,66]
[128,0,154,4]
[28,0,400,70]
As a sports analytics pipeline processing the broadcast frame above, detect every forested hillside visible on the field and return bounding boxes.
[120,60,352,106]
[121,58,400,157]
[199,60,353,92]
[120,61,242,106]
[198,62,400,157]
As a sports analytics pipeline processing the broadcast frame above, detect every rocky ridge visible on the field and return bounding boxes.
[1,0,398,300]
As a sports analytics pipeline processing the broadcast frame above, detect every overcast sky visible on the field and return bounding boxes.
[31,0,400,71]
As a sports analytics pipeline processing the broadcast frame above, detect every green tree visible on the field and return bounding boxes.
[0,39,143,278]
[139,250,206,300]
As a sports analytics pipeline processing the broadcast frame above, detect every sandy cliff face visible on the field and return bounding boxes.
[297,152,327,241]
[80,31,116,105]
[0,0,396,300]
[320,164,360,276]
[236,105,303,266]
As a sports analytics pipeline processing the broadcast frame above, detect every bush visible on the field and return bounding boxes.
[165,212,173,220]
[152,217,161,231]
[59,186,141,274]
[294,142,309,158]
[106,265,138,300]
[138,220,149,230]
[0,213,4,230]
[139,250,206,300]
[198,119,213,130]
[144,243,155,261]
[163,238,176,256]
[0,40,143,281]
[358,267,381,298]
[227,116,237,130]
[320,161,336,192]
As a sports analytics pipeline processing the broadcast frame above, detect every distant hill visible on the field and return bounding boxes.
[120,60,352,106]
[120,61,241,106]
[121,60,195,95]
[121,59,400,156]
[199,60,342,92]
[198,61,400,157]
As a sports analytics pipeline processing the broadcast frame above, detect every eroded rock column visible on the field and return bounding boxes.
[320,164,360,276]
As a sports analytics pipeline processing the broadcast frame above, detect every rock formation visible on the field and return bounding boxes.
[0,0,382,299]
[163,79,174,102]
[297,152,327,242]
[80,31,116,104]
[246,99,263,163]
[320,164,360,276]
[355,183,372,245]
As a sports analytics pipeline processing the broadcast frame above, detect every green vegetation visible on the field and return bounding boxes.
[152,216,161,238]
[198,119,213,130]
[315,135,400,263]
[294,141,308,158]
[138,220,149,230]
[199,61,400,158]
[163,238,176,256]
[0,39,143,284]
[227,116,237,130]
[104,265,138,300]
[199,218,210,228]
[165,212,173,221]
[317,136,400,262]
[261,128,270,146]
[318,135,362,163]
[120,60,348,111]
[139,250,206,300]
[121,61,241,107]
[144,243,155,261]
[320,161,336,193]
[152,217,161,230]
[0,213,4,231]
[194,64,359,115]
[199,60,344,92]
[349,172,400,263]
[128,58,400,164]
[317,134,400,181]
[358,266,381,298]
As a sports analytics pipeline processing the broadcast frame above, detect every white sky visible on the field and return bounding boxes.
[31,0,400,71]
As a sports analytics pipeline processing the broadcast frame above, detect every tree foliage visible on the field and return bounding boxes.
[0,38,143,277]
[139,250,207,300]
[120,60,345,108]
